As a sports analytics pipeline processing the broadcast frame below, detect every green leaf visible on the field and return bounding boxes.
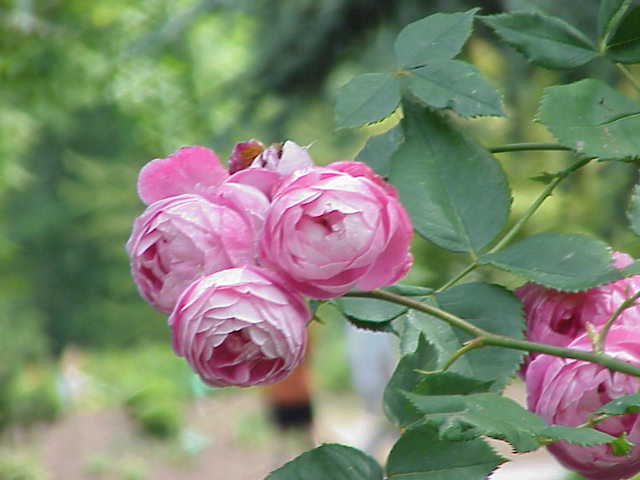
[334,286,432,332]
[480,233,622,291]
[627,183,640,236]
[623,260,640,276]
[397,308,473,376]
[355,125,403,178]
[413,371,493,397]
[383,335,439,427]
[394,9,478,68]
[406,60,505,118]
[595,393,640,415]
[383,285,432,297]
[404,390,616,453]
[386,423,506,480]
[605,5,640,63]
[405,392,545,452]
[333,297,407,332]
[267,443,383,480]
[335,73,401,129]
[537,78,640,161]
[598,0,632,42]
[436,283,526,389]
[481,13,597,69]
[390,103,510,254]
[540,425,615,446]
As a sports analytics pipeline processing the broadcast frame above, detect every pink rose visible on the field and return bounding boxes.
[259,166,413,298]
[126,194,255,313]
[137,146,228,205]
[327,161,398,198]
[527,327,640,480]
[169,267,310,387]
[516,252,640,371]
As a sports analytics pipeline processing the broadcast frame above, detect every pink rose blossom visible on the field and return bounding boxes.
[209,180,270,242]
[516,252,640,371]
[327,161,398,198]
[527,327,640,480]
[126,194,255,313]
[137,146,228,205]
[169,267,310,387]
[259,166,413,298]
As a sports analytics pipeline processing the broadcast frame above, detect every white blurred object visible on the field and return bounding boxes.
[491,461,566,480]
[345,324,398,455]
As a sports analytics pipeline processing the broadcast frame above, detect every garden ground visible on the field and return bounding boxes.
[1,382,569,480]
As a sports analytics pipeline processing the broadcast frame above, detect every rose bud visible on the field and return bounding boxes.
[169,266,310,387]
[516,252,640,372]
[137,146,228,205]
[259,166,413,299]
[126,194,255,313]
[227,140,314,199]
[527,327,640,480]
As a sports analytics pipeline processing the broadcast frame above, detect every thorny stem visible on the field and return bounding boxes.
[345,288,640,379]
[594,289,640,354]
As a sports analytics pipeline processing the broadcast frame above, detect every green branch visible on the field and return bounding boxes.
[433,156,593,292]
[346,288,640,379]
[489,143,572,154]
[594,289,640,353]
[615,63,640,95]
[489,156,593,253]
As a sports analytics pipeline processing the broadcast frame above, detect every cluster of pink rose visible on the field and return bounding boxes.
[126,140,413,388]
[517,252,640,480]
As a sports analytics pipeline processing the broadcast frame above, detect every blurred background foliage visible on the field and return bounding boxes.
[1,0,639,470]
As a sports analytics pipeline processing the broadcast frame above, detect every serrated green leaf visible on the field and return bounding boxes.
[334,285,432,332]
[404,389,617,453]
[595,393,640,415]
[333,297,407,333]
[436,283,526,389]
[335,73,401,130]
[397,308,473,376]
[540,425,615,446]
[394,9,478,68]
[413,371,493,397]
[537,78,640,161]
[481,13,597,69]
[627,184,640,236]
[355,125,403,178]
[390,103,510,253]
[386,423,506,480]
[480,233,622,291]
[605,5,640,63]
[267,443,384,480]
[405,391,545,452]
[406,60,504,118]
[598,0,632,42]
[384,335,439,427]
